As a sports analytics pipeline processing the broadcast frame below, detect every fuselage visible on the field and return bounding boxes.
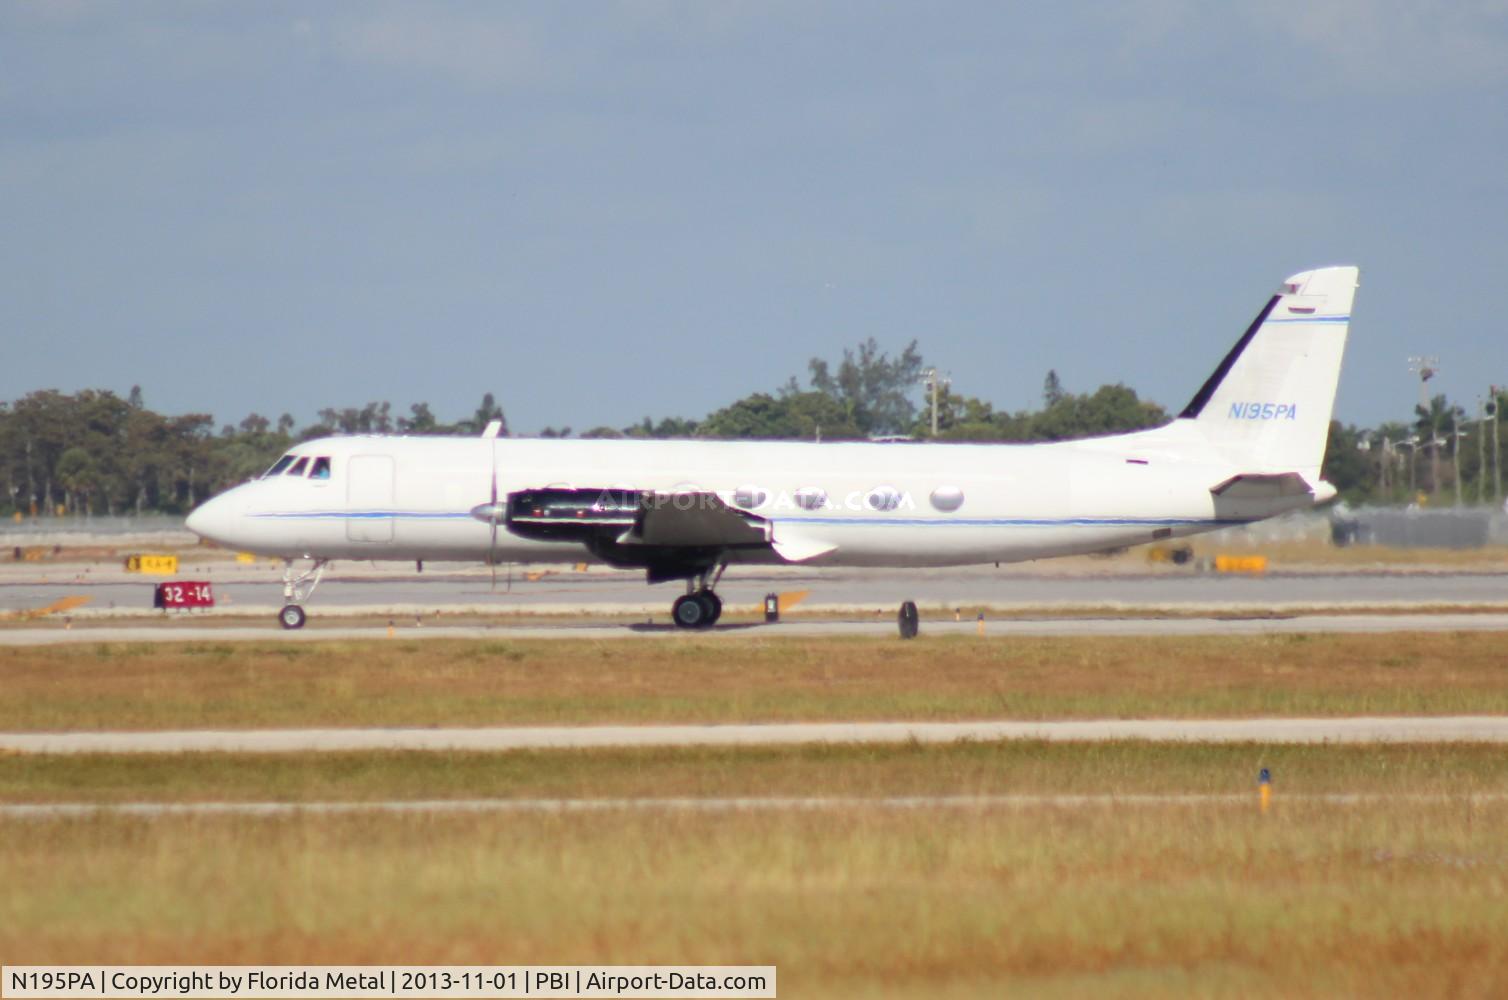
[185,429,1309,569]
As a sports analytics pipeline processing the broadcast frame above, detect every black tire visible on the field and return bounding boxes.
[672,594,709,629]
[698,591,723,625]
[897,600,919,639]
[279,605,307,630]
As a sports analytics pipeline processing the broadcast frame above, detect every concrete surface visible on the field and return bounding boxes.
[5,611,1508,645]
[6,716,1508,754]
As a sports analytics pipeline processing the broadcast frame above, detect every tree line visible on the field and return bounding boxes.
[1,339,1500,516]
[1323,393,1508,507]
[0,388,511,517]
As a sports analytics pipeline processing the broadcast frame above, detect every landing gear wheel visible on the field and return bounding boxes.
[698,591,723,625]
[279,605,307,630]
[672,594,711,629]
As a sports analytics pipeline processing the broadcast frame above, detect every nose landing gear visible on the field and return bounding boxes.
[279,558,328,630]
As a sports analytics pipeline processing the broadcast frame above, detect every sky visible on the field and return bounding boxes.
[3,1,1507,433]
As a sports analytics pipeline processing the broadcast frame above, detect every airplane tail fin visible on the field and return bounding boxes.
[1176,265,1358,479]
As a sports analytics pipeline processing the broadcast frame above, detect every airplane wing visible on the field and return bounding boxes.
[505,486,842,564]
[769,529,839,562]
[508,487,770,548]
[631,494,840,562]
[626,492,771,548]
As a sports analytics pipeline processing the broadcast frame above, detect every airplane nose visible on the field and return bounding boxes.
[185,494,234,545]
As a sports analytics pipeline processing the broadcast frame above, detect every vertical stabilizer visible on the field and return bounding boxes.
[1178,266,1358,477]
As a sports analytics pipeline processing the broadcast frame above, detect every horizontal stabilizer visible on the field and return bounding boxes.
[1209,471,1332,520]
[1210,472,1315,500]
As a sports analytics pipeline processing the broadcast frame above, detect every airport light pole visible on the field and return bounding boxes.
[920,368,951,437]
[1358,430,1378,492]
[1408,356,1440,496]
[1491,387,1502,503]
[1478,398,1488,505]
[1378,435,1392,494]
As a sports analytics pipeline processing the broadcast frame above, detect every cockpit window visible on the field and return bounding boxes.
[310,457,332,480]
[286,457,309,476]
[263,455,295,478]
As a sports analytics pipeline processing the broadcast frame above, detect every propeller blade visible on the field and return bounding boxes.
[489,445,499,590]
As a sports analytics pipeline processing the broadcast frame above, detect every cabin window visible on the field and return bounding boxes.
[794,487,827,511]
[286,457,310,476]
[930,485,965,512]
[866,486,902,512]
[263,455,295,478]
[734,485,768,509]
[310,457,332,480]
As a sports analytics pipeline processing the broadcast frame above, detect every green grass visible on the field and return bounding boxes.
[5,632,1508,730]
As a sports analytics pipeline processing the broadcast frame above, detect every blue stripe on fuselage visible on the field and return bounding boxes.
[249,511,1250,528]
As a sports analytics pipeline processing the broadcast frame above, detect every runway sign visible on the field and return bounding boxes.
[126,554,180,574]
[1215,554,1268,574]
[154,581,215,609]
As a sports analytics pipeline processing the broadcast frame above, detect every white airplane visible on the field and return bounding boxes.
[186,265,1358,630]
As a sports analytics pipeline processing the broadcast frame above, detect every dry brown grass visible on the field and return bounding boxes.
[2,632,1507,731]
[4,741,1508,803]
[4,801,1506,997]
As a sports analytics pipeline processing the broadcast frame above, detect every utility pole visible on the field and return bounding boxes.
[919,368,951,437]
[1401,437,1419,497]
[1452,423,1465,507]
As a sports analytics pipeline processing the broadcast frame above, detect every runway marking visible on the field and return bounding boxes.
[5,716,1508,754]
[4,793,1506,820]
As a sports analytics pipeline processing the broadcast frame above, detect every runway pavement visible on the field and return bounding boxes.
[5,611,1508,645]
[5,716,1508,754]
[5,563,1508,620]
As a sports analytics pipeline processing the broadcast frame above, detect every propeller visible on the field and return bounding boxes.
[469,445,505,590]
[488,447,499,589]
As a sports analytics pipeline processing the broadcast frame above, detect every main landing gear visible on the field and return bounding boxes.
[670,562,725,629]
[279,558,327,630]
